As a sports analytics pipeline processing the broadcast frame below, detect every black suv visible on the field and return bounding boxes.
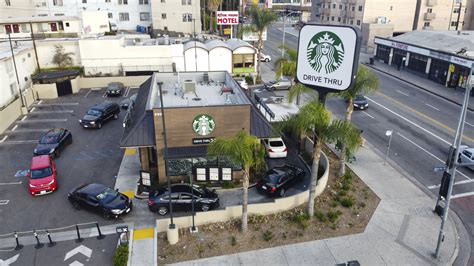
[79,101,120,129]
[106,82,124,97]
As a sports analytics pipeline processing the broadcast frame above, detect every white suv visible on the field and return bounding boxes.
[458,146,474,170]
[263,137,288,158]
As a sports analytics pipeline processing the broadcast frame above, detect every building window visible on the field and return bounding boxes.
[322,3,324,8]
[162,13,167,19]
[5,0,11,6]
[338,17,341,22]
[182,13,192,22]
[140,12,150,21]
[108,13,113,18]
[182,0,185,4]
[390,6,393,10]
[20,24,28,32]
[105,0,110,2]
[331,16,334,21]
[427,8,432,13]
[339,4,341,9]
[139,0,149,4]
[10,83,17,97]
[54,13,64,16]
[424,22,430,26]
[357,20,361,25]
[351,6,355,11]
[351,19,354,24]
[53,0,63,5]
[65,22,70,27]
[161,0,165,2]
[332,3,335,8]
[119,12,130,21]
[187,0,191,4]
[453,8,460,13]
[82,0,86,3]
[326,16,329,21]
[358,5,362,11]
[451,21,458,27]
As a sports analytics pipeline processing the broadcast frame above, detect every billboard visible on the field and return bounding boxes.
[296,24,361,91]
[216,11,239,25]
[242,27,267,41]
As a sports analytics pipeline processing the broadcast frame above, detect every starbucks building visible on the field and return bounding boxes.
[120,71,272,186]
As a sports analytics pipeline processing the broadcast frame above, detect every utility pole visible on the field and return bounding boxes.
[434,67,472,258]
[8,33,27,110]
[29,21,41,72]
[193,19,198,72]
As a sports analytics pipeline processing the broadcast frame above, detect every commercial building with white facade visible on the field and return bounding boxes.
[374,30,473,89]
[150,0,201,36]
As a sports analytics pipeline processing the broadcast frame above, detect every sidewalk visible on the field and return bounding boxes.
[171,143,459,266]
[367,59,474,111]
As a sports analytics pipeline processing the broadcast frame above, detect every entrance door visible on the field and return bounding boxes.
[56,80,73,96]
[50,23,58,32]
[12,24,20,33]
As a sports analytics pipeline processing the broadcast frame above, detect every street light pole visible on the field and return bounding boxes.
[8,33,27,110]
[384,130,393,164]
[434,67,472,258]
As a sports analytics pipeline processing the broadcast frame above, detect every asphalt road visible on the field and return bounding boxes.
[0,87,137,234]
[263,23,474,263]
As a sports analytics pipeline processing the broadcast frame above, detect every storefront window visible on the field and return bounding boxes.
[407,53,428,74]
[375,45,390,64]
[167,156,241,176]
[392,48,407,68]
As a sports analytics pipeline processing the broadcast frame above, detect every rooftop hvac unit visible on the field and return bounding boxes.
[183,80,197,95]
[376,16,389,24]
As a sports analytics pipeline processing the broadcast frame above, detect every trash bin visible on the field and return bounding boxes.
[369,57,374,65]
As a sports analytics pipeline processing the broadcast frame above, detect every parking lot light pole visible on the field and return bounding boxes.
[8,33,27,111]
[384,130,393,165]
[434,68,472,258]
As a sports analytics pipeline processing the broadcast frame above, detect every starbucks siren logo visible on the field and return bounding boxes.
[192,114,215,136]
[306,31,345,74]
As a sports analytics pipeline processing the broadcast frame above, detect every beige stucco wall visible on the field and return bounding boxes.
[70,77,80,93]
[34,83,58,99]
[361,23,394,52]
[363,0,416,32]
[414,0,467,30]
[0,97,22,134]
[156,152,329,232]
[78,76,150,88]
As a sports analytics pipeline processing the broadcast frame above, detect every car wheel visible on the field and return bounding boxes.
[71,201,81,210]
[97,122,102,129]
[158,206,168,216]
[102,211,112,220]
[265,58,270,62]
[113,113,118,120]
[458,157,462,163]
[279,188,286,197]
[201,204,210,212]
[270,86,276,91]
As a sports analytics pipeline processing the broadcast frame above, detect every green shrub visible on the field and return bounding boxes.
[327,210,342,223]
[340,197,354,208]
[197,244,205,256]
[221,181,236,189]
[245,76,253,85]
[113,244,129,266]
[315,210,327,223]
[249,214,268,225]
[263,230,274,241]
[330,201,338,208]
[230,236,237,246]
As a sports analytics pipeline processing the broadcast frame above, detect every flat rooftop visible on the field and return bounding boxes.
[147,72,251,109]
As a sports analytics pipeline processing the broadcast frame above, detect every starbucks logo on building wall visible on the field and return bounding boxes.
[192,114,215,136]
[306,31,345,74]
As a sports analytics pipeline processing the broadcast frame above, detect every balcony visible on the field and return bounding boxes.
[426,0,437,6]
[424,12,436,20]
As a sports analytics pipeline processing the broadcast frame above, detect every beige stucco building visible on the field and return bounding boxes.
[150,0,201,36]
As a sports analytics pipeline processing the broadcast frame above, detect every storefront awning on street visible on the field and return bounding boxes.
[167,146,208,158]
[250,107,273,138]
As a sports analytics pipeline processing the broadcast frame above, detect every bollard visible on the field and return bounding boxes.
[14,231,23,250]
[75,225,83,243]
[45,229,56,247]
[33,230,44,249]
[96,222,105,240]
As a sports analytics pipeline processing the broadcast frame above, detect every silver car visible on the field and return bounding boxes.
[458,146,474,170]
[264,78,293,91]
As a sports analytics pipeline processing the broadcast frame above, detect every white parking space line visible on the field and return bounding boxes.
[362,111,375,119]
[0,200,9,205]
[0,136,7,143]
[366,97,450,145]
[16,118,68,123]
[397,132,471,180]
[5,128,49,133]
[11,125,18,131]
[102,90,108,98]
[32,110,74,114]
[30,107,36,112]
[465,122,474,127]
[0,181,22,185]
[0,140,39,144]
[20,116,27,121]
[38,100,43,104]
[428,179,474,189]
[425,103,440,111]
[452,192,474,199]
[396,90,409,96]
[124,86,131,97]
[84,89,93,98]
[32,103,79,106]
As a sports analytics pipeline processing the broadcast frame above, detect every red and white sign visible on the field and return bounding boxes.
[216,11,239,25]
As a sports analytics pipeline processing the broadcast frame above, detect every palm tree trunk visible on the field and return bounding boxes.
[209,11,213,33]
[338,99,354,176]
[241,166,249,231]
[307,139,322,217]
[256,33,263,79]
[296,92,301,106]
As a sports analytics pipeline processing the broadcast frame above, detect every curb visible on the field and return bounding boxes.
[365,64,474,112]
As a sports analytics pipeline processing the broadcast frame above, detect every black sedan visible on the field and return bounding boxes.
[148,184,219,216]
[353,95,369,110]
[68,183,132,219]
[106,82,124,97]
[256,164,305,197]
[34,128,72,158]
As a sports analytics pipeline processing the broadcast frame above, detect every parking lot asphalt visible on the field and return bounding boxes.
[0,87,137,235]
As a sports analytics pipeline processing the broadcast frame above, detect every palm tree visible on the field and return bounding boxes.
[337,65,379,176]
[207,130,266,232]
[207,0,222,33]
[242,5,278,78]
[279,101,361,217]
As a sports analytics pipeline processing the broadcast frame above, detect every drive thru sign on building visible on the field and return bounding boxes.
[296,24,361,92]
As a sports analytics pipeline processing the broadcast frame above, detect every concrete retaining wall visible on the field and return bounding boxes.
[78,76,150,89]
[0,97,22,134]
[34,83,58,99]
[156,152,329,232]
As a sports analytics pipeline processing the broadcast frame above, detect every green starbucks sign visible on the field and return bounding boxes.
[306,31,345,74]
[192,114,215,136]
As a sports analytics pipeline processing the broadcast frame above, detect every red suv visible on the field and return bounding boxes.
[28,155,58,196]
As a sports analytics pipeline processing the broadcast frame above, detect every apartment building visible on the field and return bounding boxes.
[268,0,312,22]
[312,0,469,33]
[150,0,201,36]
[0,0,152,31]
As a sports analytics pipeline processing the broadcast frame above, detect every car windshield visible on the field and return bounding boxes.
[263,170,283,183]
[96,188,118,203]
[269,141,284,147]
[355,95,366,101]
[39,133,60,144]
[86,109,102,116]
[30,167,52,179]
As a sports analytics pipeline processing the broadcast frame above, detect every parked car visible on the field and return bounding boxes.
[68,183,133,219]
[353,95,369,110]
[33,128,72,158]
[148,184,219,215]
[106,82,124,97]
[79,101,120,129]
[263,137,288,158]
[110,23,118,32]
[120,93,137,109]
[28,155,57,196]
[259,53,272,62]
[458,146,474,170]
[256,164,305,197]
[264,78,293,91]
